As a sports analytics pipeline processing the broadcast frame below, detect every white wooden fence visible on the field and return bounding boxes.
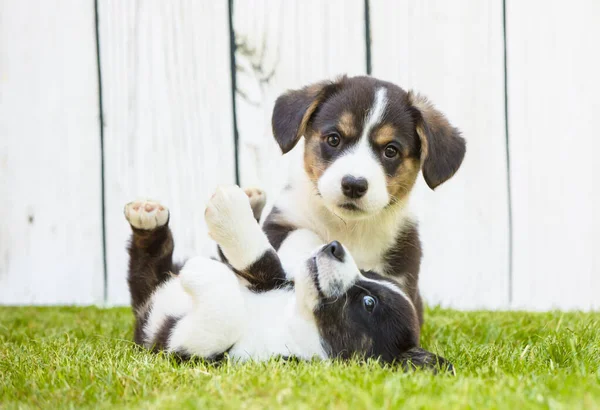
[1,0,598,310]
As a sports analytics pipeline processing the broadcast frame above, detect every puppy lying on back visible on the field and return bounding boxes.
[263,75,466,324]
[124,186,452,371]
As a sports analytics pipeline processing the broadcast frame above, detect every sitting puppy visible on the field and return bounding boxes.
[124,185,452,371]
[264,75,466,324]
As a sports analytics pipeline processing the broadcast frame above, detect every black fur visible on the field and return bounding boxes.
[380,223,424,324]
[127,222,183,345]
[408,92,466,189]
[307,246,452,372]
[399,347,455,374]
[262,207,296,250]
[313,275,419,363]
[272,80,343,153]
[152,315,181,352]
[231,250,290,292]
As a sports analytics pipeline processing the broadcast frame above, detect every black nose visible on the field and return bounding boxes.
[341,175,368,199]
[322,240,345,262]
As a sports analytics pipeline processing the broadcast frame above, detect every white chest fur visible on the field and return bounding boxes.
[274,172,415,276]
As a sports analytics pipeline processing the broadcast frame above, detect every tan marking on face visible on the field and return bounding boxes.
[303,131,328,183]
[373,124,396,146]
[374,124,410,157]
[415,123,429,159]
[386,158,420,201]
[338,111,357,137]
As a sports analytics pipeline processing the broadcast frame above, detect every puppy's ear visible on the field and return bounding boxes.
[408,92,466,190]
[272,79,343,154]
[399,347,455,375]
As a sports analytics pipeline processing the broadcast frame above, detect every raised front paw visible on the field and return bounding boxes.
[205,185,273,270]
[124,200,169,230]
[205,185,256,245]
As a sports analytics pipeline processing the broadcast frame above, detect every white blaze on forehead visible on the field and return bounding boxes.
[361,87,388,142]
[359,274,415,312]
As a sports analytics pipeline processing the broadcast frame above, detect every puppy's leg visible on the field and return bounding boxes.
[214,187,266,262]
[399,347,455,375]
[205,185,286,291]
[124,200,181,338]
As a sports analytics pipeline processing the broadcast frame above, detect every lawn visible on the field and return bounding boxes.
[1,307,599,409]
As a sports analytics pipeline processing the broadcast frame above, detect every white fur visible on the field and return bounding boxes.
[277,229,323,280]
[139,187,327,361]
[142,255,326,361]
[229,287,326,361]
[168,257,246,356]
[313,243,361,298]
[205,185,273,270]
[275,169,414,279]
[317,87,390,217]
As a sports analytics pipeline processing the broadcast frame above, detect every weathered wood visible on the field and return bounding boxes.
[233,0,367,203]
[98,1,236,304]
[507,0,600,310]
[0,0,104,304]
[371,0,510,309]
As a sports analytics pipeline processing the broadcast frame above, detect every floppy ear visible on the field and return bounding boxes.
[271,79,343,154]
[408,92,466,190]
[399,347,455,375]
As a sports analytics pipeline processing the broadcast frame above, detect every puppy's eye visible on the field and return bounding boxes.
[383,144,399,159]
[326,134,341,147]
[362,295,377,313]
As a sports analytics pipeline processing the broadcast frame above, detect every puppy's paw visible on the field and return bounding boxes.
[205,185,257,245]
[244,187,267,220]
[124,200,169,230]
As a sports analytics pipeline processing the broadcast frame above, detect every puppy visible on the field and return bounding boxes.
[124,186,452,371]
[264,75,466,324]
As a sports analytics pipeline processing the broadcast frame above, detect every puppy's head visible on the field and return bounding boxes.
[295,240,453,372]
[272,76,466,219]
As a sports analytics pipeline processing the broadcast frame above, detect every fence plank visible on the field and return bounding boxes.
[371,0,510,309]
[233,0,366,199]
[98,1,236,304]
[0,0,103,304]
[507,0,600,310]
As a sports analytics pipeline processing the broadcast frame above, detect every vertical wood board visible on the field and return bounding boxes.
[0,0,104,304]
[507,0,600,310]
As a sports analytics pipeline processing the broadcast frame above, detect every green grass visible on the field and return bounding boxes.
[1,307,599,409]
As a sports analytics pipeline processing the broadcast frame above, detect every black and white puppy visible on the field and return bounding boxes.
[124,186,452,371]
[264,75,466,324]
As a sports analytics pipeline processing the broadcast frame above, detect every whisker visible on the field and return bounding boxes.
[353,283,373,296]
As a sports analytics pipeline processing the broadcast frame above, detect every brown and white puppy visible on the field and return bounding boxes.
[263,75,466,324]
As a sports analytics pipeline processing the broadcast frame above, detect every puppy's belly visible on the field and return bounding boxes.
[229,288,326,361]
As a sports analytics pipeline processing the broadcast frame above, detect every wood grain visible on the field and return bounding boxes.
[98,0,236,304]
[371,0,510,309]
[507,0,600,310]
[0,0,103,304]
